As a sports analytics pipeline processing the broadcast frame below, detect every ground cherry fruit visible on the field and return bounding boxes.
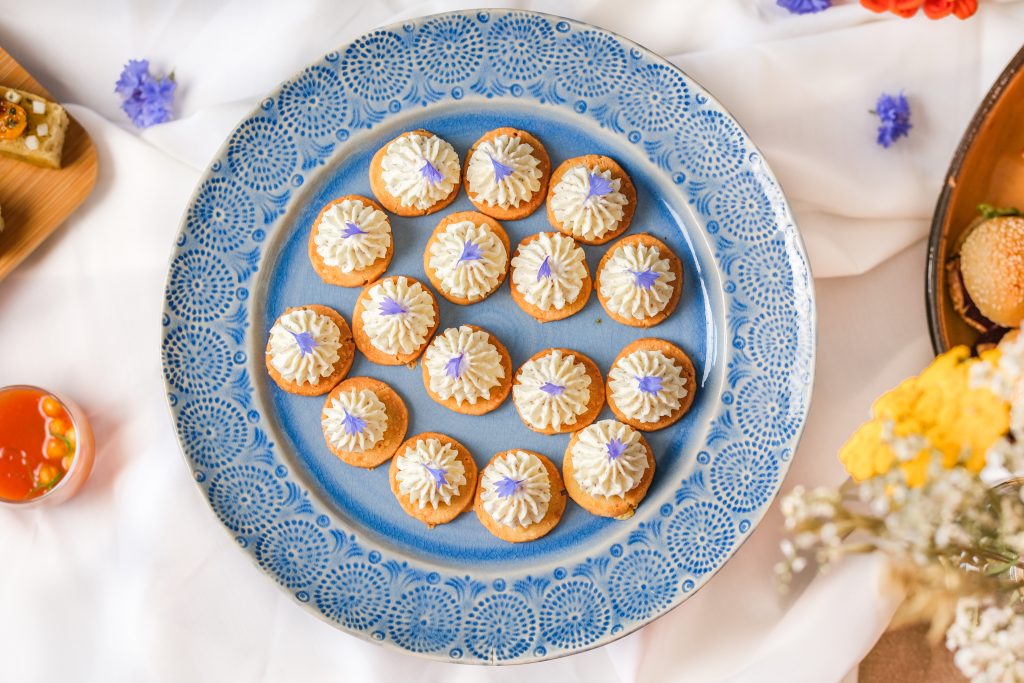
[41,396,62,418]
[49,418,68,435]
[0,102,27,140]
[37,464,59,487]
[45,438,67,460]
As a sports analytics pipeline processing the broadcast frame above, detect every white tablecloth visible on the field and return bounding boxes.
[1,1,1022,680]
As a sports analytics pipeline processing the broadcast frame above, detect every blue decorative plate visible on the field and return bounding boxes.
[162,10,814,664]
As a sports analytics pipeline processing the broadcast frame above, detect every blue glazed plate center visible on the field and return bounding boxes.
[257,103,723,569]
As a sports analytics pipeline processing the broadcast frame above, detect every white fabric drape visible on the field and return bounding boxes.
[1,1,1021,680]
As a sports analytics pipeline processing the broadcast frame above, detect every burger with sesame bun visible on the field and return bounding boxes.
[946,205,1024,349]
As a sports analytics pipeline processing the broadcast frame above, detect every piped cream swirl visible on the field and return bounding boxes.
[598,242,677,319]
[360,277,436,356]
[268,309,342,385]
[513,350,591,431]
[395,438,467,509]
[313,198,391,272]
[571,420,648,497]
[380,133,460,210]
[608,349,688,424]
[423,326,505,406]
[550,165,628,241]
[511,232,587,311]
[322,388,388,453]
[427,219,508,301]
[480,450,551,527]
[466,134,542,209]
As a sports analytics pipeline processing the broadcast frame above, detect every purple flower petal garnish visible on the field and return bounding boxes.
[630,269,661,290]
[445,353,466,379]
[458,240,483,263]
[341,410,366,436]
[606,438,626,461]
[341,221,366,239]
[495,476,523,498]
[537,256,552,281]
[490,155,514,182]
[423,463,448,487]
[540,382,566,396]
[420,159,444,185]
[290,330,318,355]
[379,296,407,316]
[636,375,663,395]
[586,173,613,200]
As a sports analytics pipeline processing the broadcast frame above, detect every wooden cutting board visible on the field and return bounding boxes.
[0,46,98,281]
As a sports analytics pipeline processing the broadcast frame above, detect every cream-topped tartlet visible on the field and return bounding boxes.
[464,127,550,220]
[389,432,477,527]
[563,419,655,519]
[596,234,682,327]
[308,194,393,287]
[353,275,440,366]
[509,231,592,322]
[424,211,510,304]
[606,338,696,431]
[546,154,636,245]
[369,129,461,216]
[511,348,604,434]
[321,377,408,468]
[265,305,354,396]
[421,325,512,415]
[474,449,567,543]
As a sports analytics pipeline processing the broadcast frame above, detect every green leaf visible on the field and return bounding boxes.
[984,561,1014,576]
[28,469,65,496]
[978,203,1022,219]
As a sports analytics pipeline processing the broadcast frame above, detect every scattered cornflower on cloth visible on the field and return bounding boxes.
[114,59,176,129]
[777,0,832,14]
[777,331,1024,683]
[861,0,979,19]
[872,92,912,148]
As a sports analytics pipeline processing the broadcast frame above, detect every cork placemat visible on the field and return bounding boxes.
[859,624,967,683]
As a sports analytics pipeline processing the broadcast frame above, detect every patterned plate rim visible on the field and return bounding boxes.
[161,9,817,664]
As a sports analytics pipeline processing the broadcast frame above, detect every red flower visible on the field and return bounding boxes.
[861,0,925,17]
[923,0,978,17]
[860,0,977,18]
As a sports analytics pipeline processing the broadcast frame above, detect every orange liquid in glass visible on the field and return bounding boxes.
[0,387,75,501]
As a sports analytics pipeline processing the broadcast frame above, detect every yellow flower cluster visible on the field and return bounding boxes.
[839,346,1009,486]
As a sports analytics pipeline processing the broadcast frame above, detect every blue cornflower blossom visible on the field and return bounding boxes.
[777,0,832,14]
[115,59,176,129]
[873,92,912,148]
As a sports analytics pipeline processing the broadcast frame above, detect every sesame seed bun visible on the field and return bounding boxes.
[959,216,1024,328]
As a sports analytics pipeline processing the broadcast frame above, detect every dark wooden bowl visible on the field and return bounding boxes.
[926,45,1024,353]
